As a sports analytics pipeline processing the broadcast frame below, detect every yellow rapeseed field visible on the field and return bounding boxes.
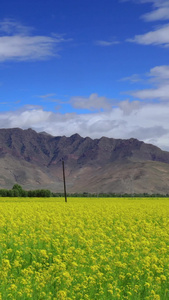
[0,197,168,299]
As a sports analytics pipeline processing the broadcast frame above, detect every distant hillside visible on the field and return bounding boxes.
[0,127,169,194]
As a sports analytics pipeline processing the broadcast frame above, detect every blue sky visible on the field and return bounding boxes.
[0,0,169,150]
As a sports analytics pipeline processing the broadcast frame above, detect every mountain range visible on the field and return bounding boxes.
[0,127,169,194]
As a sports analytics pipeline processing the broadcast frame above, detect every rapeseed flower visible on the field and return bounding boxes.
[0,197,168,299]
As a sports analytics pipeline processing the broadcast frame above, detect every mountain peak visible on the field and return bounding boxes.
[70,133,82,139]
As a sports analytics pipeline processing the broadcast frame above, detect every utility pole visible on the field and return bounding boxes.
[62,159,67,203]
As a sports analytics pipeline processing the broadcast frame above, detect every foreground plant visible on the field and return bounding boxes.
[0,197,168,299]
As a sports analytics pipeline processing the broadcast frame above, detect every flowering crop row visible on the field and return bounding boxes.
[0,197,168,299]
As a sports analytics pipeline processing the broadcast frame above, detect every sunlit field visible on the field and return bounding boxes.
[0,197,169,299]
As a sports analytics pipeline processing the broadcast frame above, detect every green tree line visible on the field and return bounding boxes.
[0,184,52,197]
[0,184,168,197]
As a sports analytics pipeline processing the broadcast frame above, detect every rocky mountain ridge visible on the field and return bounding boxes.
[0,127,169,194]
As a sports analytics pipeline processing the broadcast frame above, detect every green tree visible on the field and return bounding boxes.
[12,184,23,197]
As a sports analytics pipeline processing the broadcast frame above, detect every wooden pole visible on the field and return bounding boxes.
[62,159,67,202]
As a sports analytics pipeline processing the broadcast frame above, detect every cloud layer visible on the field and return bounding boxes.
[1,85,169,151]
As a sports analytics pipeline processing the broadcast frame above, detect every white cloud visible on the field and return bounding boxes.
[0,35,57,61]
[142,7,169,21]
[95,40,120,46]
[131,85,169,100]
[127,24,169,47]
[129,126,168,140]
[0,19,70,61]
[148,65,169,82]
[0,106,52,128]
[37,94,57,98]
[119,99,141,114]
[0,100,21,105]
[0,19,32,35]
[120,74,142,83]
[70,93,114,111]
[141,0,169,21]
[129,65,169,100]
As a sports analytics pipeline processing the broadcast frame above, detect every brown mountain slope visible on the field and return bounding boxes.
[0,127,169,194]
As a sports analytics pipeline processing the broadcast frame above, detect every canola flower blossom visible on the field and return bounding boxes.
[0,197,168,299]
